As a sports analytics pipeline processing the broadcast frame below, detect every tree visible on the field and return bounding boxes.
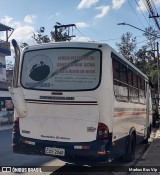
[143,26,158,50]
[136,26,157,64]
[116,32,137,63]
[135,26,158,89]
[32,22,75,44]
[32,27,51,44]
[20,23,75,48]
[20,42,29,49]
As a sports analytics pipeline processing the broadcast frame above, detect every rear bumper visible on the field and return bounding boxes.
[13,132,113,164]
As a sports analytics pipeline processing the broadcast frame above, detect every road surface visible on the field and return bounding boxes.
[0,129,55,166]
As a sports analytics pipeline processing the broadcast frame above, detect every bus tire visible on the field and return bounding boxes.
[123,133,136,162]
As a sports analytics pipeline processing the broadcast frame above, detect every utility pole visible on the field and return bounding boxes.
[145,0,160,30]
[157,42,160,95]
[54,23,76,42]
[149,14,160,18]
[153,42,160,94]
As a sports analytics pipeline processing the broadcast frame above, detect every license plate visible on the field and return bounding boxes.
[45,147,65,156]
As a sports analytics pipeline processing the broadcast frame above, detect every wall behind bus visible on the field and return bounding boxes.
[0,94,14,126]
[0,111,13,125]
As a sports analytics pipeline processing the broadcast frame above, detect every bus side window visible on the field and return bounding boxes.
[138,76,141,89]
[112,58,128,102]
[128,68,132,86]
[113,58,120,85]
[138,76,146,104]
[120,63,127,84]
[112,53,147,105]
[142,79,145,91]
[128,70,138,103]
[132,72,138,88]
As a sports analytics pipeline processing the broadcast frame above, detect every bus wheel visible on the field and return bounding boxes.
[123,134,136,162]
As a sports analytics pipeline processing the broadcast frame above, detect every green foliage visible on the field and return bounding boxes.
[143,26,158,49]
[116,32,137,63]
[20,42,29,49]
[20,23,74,48]
[136,27,158,89]
[32,27,51,44]
[32,23,74,44]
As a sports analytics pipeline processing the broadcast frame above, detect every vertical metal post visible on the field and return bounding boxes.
[6,30,8,42]
[157,42,160,95]
[55,25,58,42]
[54,24,75,42]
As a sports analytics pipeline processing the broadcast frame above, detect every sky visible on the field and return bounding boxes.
[0,0,160,62]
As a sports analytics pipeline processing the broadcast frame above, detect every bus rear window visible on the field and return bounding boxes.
[21,48,101,91]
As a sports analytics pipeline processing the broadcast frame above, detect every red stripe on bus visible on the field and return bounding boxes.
[114,111,146,117]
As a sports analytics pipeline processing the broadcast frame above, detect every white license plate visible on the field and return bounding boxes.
[45,147,65,156]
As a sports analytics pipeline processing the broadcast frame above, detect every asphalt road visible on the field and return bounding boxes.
[0,129,54,166]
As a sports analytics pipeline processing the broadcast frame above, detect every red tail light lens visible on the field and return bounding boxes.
[13,117,20,133]
[14,117,19,124]
[96,123,109,140]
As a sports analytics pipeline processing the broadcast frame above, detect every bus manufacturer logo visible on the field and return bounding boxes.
[22,130,30,134]
[40,96,74,100]
[87,127,96,132]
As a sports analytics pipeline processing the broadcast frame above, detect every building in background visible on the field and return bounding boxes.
[0,23,14,124]
[6,69,13,87]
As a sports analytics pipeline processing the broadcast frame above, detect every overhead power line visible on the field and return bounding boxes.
[145,0,160,30]
[75,26,90,41]
[135,0,151,27]
[127,0,146,28]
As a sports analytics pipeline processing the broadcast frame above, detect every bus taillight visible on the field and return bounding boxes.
[96,123,109,140]
[14,117,19,123]
[13,117,20,133]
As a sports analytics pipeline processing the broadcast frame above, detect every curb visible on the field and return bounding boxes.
[140,128,160,161]
[140,142,152,160]
[155,129,160,139]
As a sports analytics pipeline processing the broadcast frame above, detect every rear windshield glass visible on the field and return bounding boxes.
[21,48,101,91]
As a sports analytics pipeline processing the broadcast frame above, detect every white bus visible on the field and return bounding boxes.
[10,40,152,164]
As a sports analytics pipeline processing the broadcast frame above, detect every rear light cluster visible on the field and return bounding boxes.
[74,145,90,150]
[96,123,109,140]
[13,117,20,133]
[12,117,21,151]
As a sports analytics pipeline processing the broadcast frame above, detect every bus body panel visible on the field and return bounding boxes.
[20,95,99,142]
[113,101,147,143]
